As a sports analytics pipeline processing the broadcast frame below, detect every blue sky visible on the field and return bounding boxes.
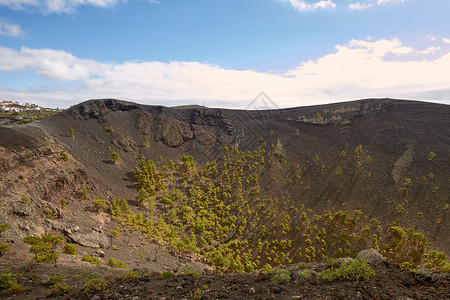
[1,0,450,108]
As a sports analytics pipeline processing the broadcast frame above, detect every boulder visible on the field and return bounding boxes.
[158,118,193,147]
[192,125,216,149]
[13,205,32,217]
[69,229,108,249]
[356,248,386,265]
[274,139,283,156]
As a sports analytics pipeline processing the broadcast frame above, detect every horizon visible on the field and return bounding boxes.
[53,97,450,111]
[1,1,450,109]
[2,96,450,111]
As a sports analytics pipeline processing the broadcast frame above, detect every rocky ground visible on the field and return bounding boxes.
[0,251,449,300]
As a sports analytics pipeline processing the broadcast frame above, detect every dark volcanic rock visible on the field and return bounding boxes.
[157,117,193,147]
[192,124,217,149]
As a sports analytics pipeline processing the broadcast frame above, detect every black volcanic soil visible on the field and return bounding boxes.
[0,257,449,299]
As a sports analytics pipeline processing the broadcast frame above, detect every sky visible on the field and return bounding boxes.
[1,0,450,109]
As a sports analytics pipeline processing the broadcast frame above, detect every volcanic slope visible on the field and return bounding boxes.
[0,98,449,280]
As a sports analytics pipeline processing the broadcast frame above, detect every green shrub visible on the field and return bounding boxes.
[111,151,120,164]
[319,259,375,282]
[81,255,100,265]
[63,243,78,255]
[92,198,109,212]
[7,283,27,293]
[60,151,69,161]
[429,152,436,161]
[117,270,138,282]
[271,268,291,284]
[83,278,107,293]
[45,209,57,219]
[49,275,64,285]
[414,268,431,278]
[400,261,415,270]
[0,243,10,256]
[21,196,30,203]
[61,198,67,209]
[80,186,89,200]
[0,223,9,236]
[107,258,127,268]
[298,269,312,281]
[0,272,18,289]
[157,271,174,280]
[23,236,41,245]
[180,265,200,278]
[261,263,272,273]
[47,281,70,296]
[25,234,64,265]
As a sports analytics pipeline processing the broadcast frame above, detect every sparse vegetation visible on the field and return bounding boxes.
[83,277,107,293]
[80,186,89,200]
[270,268,291,284]
[63,243,78,255]
[81,255,100,265]
[0,271,17,289]
[0,244,10,256]
[107,258,128,268]
[428,152,436,161]
[61,198,67,209]
[60,151,69,161]
[157,271,174,280]
[298,269,312,281]
[0,223,9,236]
[69,127,75,138]
[319,259,375,281]
[24,234,65,265]
[111,151,120,164]
[180,265,200,278]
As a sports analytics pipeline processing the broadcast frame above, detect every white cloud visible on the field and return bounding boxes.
[443,38,450,45]
[0,0,158,13]
[0,46,106,80]
[0,21,23,36]
[377,0,406,4]
[349,2,373,10]
[419,47,441,55]
[277,0,336,12]
[1,37,450,108]
[348,0,408,11]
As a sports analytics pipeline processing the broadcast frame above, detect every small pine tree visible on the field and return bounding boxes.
[80,186,89,200]
[429,152,436,161]
[69,127,75,138]
[25,234,65,265]
[61,198,67,209]
[111,151,120,164]
[0,223,9,236]
[0,243,10,256]
[0,224,10,257]
[63,243,78,255]
[60,151,69,161]
[107,258,128,268]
